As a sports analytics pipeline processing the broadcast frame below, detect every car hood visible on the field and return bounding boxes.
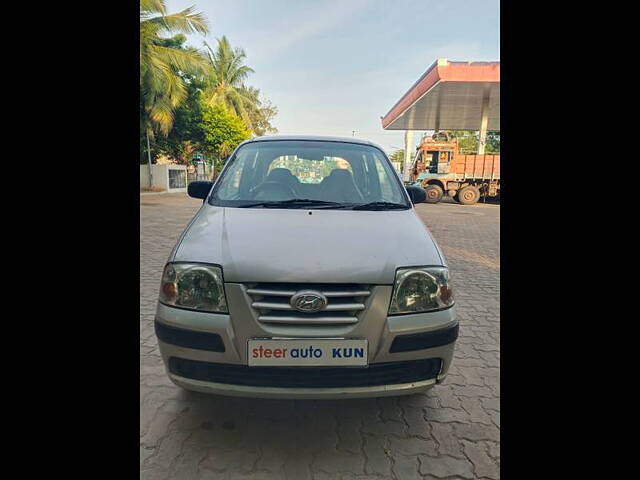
[173,206,445,284]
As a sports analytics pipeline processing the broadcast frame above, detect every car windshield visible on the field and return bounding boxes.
[209,140,410,209]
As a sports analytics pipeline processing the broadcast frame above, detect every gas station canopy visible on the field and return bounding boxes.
[381,59,500,131]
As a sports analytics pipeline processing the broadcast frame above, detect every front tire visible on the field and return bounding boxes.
[458,186,480,205]
[424,184,444,204]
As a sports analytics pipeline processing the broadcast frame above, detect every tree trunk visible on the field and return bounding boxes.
[146,130,153,188]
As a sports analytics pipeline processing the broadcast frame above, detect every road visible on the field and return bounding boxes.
[140,194,500,479]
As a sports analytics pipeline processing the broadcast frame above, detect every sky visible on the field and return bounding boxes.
[165,0,500,153]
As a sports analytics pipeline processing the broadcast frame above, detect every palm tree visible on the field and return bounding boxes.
[140,0,209,138]
[140,0,209,184]
[202,36,255,124]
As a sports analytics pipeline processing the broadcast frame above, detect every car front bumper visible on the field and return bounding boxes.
[154,284,458,399]
[168,373,438,399]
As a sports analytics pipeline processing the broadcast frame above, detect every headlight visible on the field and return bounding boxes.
[159,263,228,313]
[389,267,454,314]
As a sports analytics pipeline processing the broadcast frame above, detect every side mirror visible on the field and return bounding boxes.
[188,180,213,200]
[406,185,426,204]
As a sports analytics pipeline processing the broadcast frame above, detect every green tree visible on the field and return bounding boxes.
[153,73,207,164]
[238,85,278,136]
[389,149,405,164]
[200,104,251,171]
[201,37,277,134]
[444,130,500,154]
[485,132,500,153]
[202,36,254,124]
[446,130,478,154]
[140,0,209,152]
[151,35,208,164]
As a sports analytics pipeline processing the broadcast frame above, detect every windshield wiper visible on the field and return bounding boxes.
[237,198,349,209]
[351,201,410,211]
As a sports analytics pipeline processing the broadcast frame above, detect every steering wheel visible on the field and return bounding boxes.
[251,181,296,201]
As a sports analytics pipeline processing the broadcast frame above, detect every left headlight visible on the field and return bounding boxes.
[389,266,454,314]
[159,263,228,313]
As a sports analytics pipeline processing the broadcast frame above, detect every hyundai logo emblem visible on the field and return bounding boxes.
[290,290,327,313]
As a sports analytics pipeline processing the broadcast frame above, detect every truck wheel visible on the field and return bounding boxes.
[424,184,444,203]
[458,186,480,205]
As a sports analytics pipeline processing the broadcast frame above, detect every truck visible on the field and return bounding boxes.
[409,132,500,205]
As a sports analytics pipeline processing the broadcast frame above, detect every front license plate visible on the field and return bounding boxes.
[248,339,368,367]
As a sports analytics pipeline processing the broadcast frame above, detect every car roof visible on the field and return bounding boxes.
[239,134,384,150]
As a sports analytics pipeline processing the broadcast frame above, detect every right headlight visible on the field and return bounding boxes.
[389,266,454,314]
[158,263,228,313]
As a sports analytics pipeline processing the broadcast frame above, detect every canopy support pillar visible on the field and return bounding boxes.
[403,130,414,182]
[477,85,491,155]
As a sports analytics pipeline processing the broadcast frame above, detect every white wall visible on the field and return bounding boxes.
[140,164,187,192]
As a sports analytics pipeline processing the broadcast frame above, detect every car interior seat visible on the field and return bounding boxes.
[266,168,300,192]
[319,169,364,203]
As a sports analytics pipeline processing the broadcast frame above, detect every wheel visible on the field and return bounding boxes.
[424,184,444,204]
[458,186,480,205]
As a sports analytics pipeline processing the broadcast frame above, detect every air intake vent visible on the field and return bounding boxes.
[169,357,442,388]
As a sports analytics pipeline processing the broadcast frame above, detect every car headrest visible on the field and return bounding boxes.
[320,169,363,203]
[327,169,353,180]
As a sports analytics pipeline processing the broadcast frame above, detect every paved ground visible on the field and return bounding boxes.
[141,194,500,479]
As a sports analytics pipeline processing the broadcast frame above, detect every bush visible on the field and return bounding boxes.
[201,104,252,170]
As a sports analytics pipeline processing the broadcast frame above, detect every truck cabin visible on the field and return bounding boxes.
[416,135,458,175]
[422,150,453,174]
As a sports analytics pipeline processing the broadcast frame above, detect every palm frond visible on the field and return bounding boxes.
[149,44,209,74]
[140,0,166,16]
[201,35,261,124]
[141,7,209,35]
[140,2,210,136]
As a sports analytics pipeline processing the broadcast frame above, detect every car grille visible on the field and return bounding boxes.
[244,283,371,327]
[168,357,442,388]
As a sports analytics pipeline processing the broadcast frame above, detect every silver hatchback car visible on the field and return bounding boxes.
[154,136,458,399]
